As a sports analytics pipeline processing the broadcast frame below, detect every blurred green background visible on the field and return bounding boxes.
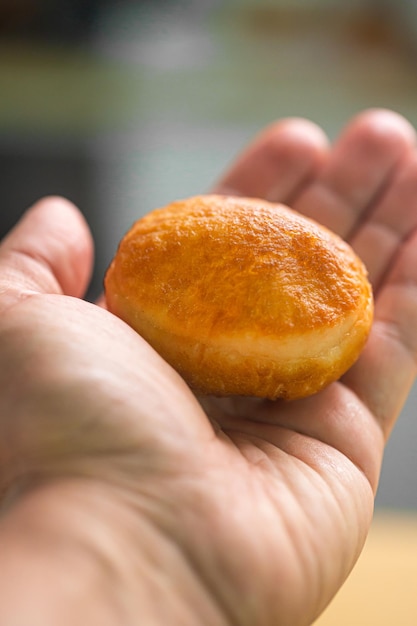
[1,0,416,510]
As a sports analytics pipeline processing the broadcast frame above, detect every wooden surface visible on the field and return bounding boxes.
[314,512,417,625]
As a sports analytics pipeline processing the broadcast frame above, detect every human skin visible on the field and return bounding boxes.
[0,109,416,625]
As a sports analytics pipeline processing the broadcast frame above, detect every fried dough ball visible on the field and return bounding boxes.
[105,195,373,400]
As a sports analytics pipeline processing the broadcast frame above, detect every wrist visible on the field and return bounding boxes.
[0,479,228,626]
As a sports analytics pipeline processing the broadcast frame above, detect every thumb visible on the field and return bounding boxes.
[0,197,94,310]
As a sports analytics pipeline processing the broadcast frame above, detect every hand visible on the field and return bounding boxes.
[0,109,416,626]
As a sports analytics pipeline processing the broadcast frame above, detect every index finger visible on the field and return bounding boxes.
[214,118,329,203]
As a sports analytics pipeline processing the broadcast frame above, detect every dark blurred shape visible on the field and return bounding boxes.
[0,1,38,35]
[0,138,102,299]
[0,0,119,298]
[0,0,102,43]
[0,0,178,43]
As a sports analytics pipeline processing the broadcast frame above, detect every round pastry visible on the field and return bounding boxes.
[105,195,373,400]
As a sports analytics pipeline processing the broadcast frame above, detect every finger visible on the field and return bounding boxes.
[293,109,416,237]
[214,118,329,204]
[349,150,417,290]
[0,197,93,310]
[95,293,107,309]
[342,227,417,437]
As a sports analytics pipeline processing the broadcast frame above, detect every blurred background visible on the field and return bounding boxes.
[0,0,416,513]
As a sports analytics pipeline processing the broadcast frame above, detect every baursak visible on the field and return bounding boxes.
[105,195,373,400]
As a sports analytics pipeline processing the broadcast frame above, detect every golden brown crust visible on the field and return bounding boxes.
[105,195,373,399]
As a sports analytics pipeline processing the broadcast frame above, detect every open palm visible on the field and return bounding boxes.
[0,109,416,626]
